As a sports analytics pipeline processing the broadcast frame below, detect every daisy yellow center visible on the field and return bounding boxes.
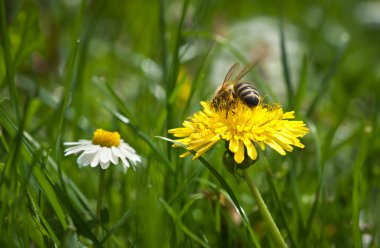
[92,129,120,147]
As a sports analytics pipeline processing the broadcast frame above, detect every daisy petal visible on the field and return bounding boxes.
[99,147,111,164]
[91,151,100,167]
[100,160,110,169]
[77,153,94,166]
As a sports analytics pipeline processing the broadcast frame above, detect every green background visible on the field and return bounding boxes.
[1,0,379,247]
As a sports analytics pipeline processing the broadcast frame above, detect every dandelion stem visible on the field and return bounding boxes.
[243,169,288,248]
[95,168,106,241]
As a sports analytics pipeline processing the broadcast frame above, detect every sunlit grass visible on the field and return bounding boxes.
[1,0,379,247]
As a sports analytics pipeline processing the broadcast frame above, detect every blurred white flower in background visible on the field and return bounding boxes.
[354,1,380,26]
[210,17,304,100]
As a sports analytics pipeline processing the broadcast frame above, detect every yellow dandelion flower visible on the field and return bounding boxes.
[168,101,309,164]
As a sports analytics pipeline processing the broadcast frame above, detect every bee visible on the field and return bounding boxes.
[211,62,260,116]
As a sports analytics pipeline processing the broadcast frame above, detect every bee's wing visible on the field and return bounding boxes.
[232,61,260,83]
[222,63,241,86]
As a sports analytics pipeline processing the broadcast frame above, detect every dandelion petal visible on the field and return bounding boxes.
[243,138,257,161]
[229,138,239,153]
[234,140,245,164]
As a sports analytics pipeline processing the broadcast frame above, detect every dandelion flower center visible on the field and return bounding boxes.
[92,129,120,147]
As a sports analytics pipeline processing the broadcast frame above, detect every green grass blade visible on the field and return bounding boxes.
[198,157,261,248]
[264,161,297,248]
[352,127,369,248]
[100,202,136,244]
[55,39,81,161]
[306,41,347,117]
[27,191,60,245]
[102,81,138,124]
[302,121,322,244]
[279,10,293,107]
[32,165,69,229]
[294,55,309,113]
[160,197,210,248]
[182,43,213,118]
[108,110,174,172]
[157,136,260,247]
[0,0,19,122]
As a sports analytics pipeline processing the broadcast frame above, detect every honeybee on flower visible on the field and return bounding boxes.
[168,63,309,169]
[211,62,261,118]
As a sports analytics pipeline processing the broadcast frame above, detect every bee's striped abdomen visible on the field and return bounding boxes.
[234,82,260,107]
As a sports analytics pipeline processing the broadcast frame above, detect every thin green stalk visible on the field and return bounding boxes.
[243,169,287,248]
[353,128,368,248]
[279,3,294,108]
[94,168,106,241]
[0,0,19,122]
[159,0,170,160]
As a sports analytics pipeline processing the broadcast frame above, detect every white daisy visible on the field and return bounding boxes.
[64,129,141,171]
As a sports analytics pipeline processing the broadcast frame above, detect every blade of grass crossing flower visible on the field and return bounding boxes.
[306,41,347,117]
[157,136,260,246]
[166,0,189,159]
[160,198,210,248]
[352,127,369,248]
[0,0,20,122]
[106,110,174,172]
[102,85,173,171]
[55,39,81,161]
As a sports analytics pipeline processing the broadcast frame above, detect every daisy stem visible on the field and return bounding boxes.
[243,169,288,248]
[95,168,106,240]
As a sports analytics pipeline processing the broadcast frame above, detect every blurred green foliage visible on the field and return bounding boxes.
[1,0,379,247]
